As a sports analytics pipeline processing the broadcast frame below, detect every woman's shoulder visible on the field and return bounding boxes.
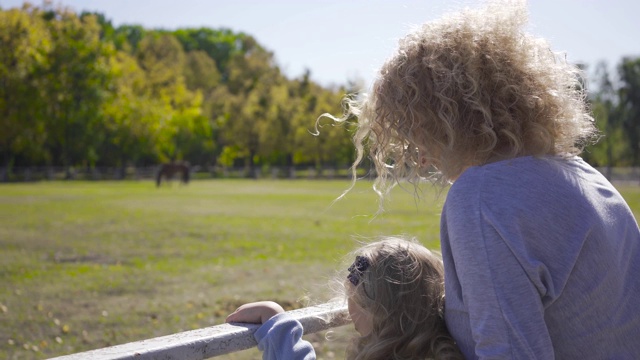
[448,155,594,207]
[454,155,586,186]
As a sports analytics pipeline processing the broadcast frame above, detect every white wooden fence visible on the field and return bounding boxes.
[48,302,350,360]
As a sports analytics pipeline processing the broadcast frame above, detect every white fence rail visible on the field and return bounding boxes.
[48,302,350,360]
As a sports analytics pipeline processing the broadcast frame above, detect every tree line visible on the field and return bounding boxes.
[2,3,640,178]
[585,59,640,169]
[0,3,356,177]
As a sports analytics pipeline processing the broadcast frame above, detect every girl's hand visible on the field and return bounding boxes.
[225,301,285,324]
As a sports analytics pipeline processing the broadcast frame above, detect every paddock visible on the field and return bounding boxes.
[2,180,639,359]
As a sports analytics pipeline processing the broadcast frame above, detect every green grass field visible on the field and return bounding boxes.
[2,180,640,360]
[0,179,449,360]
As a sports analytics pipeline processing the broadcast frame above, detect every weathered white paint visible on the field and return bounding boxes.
[48,302,350,360]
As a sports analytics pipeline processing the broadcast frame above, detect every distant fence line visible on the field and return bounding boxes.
[0,165,362,182]
[1,165,639,184]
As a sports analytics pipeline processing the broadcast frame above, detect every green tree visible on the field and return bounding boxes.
[136,33,185,95]
[290,72,352,171]
[173,27,246,76]
[0,4,358,174]
[114,25,146,52]
[618,57,640,166]
[183,50,221,92]
[256,80,296,167]
[136,32,211,163]
[99,50,161,171]
[0,5,51,170]
[585,62,628,173]
[40,7,114,173]
[214,36,278,175]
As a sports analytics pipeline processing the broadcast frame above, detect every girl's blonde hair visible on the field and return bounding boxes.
[345,237,463,360]
[324,1,598,202]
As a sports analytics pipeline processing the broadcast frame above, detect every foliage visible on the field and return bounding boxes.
[40,6,114,171]
[618,58,640,166]
[6,3,640,175]
[0,4,351,175]
[587,58,640,169]
[0,4,51,166]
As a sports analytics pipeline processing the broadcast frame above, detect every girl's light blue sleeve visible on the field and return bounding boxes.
[254,313,316,360]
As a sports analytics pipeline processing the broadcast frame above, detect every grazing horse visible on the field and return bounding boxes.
[156,162,190,187]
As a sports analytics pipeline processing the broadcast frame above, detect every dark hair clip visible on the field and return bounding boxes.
[347,255,370,286]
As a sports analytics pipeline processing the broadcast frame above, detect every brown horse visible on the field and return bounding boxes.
[156,162,190,187]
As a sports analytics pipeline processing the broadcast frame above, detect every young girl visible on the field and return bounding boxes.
[324,1,640,359]
[226,237,463,360]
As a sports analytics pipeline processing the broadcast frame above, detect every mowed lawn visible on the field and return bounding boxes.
[0,179,448,360]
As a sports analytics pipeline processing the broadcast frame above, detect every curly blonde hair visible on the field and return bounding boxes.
[344,237,463,360]
[324,1,598,202]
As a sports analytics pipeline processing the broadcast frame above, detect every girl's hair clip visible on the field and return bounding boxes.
[347,255,371,286]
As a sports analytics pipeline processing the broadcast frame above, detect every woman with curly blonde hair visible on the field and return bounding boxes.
[226,237,463,360]
[324,1,640,359]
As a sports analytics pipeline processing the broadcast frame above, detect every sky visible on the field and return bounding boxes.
[2,0,639,89]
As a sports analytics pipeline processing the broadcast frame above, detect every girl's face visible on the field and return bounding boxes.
[348,295,373,336]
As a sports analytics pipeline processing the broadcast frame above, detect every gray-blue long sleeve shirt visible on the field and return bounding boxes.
[441,156,640,359]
